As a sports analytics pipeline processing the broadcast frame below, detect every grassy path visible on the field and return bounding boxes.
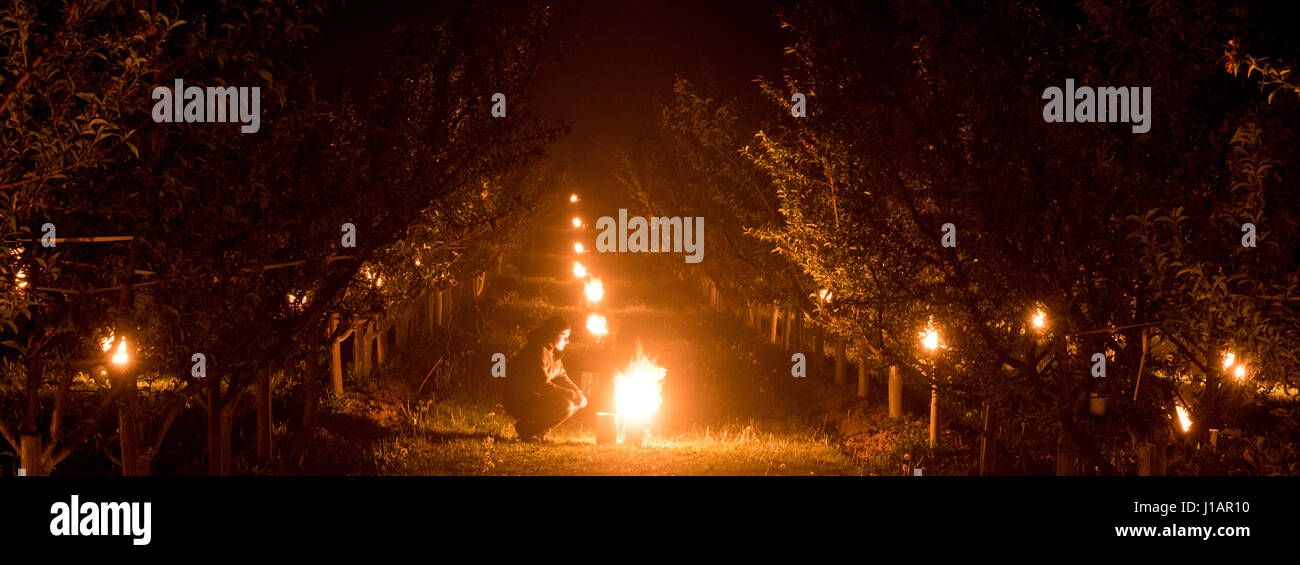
[370,210,865,475]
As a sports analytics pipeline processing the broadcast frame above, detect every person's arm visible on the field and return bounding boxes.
[549,369,587,406]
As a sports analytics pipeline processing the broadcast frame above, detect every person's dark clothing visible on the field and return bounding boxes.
[505,340,585,439]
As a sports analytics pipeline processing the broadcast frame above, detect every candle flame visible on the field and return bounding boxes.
[573,261,586,278]
[574,242,584,254]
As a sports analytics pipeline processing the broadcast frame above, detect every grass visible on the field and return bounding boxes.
[373,399,857,475]
[274,246,922,476]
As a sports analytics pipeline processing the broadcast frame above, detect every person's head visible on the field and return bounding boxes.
[533,316,571,351]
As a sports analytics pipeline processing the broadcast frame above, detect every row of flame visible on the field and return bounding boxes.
[570,194,666,422]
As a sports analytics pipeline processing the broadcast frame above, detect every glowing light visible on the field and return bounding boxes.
[1175,404,1192,432]
[615,356,666,421]
[100,337,114,352]
[1032,308,1046,330]
[572,217,583,228]
[1234,364,1247,381]
[570,194,579,203]
[111,339,130,366]
[15,270,27,289]
[572,261,587,278]
[817,289,833,303]
[584,278,604,303]
[586,313,608,336]
[574,242,584,254]
[287,293,296,304]
[1223,352,1236,370]
[920,326,940,352]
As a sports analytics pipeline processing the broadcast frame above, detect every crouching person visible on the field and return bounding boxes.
[505,316,587,442]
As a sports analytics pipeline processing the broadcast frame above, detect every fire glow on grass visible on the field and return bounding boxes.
[615,356,667,422]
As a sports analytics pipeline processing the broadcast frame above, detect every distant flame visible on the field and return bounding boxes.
[920,327,940,351]
[1223,352,1235,370]
[574,242,584,254]
[570,194,579,203]
[573,261,587,278]
[111,339,130,366]
[586,313,608,336]
[584,278,604,303]
[1234,364,1247,381]
[1175,404,1192,432]
[616,356,666,421]
[572,217,583,228]
[1032,309,1046,330]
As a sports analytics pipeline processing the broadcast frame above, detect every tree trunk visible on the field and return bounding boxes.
[769,305,780,345]
[814,326,825,378]
[20,432,42,476]
[834,339,846,386]
[207,376,223,476]
[256,371,272,462]
[928,386,940,448]
[979,401,998,476]
[436,289,445,327]
[21,348,44,475]
[782,309,793,350]
[1055,430,1076,476]
[856,340,868,398]
[117,371,141,476]
[888,365,902,419]
[329,323,343,396]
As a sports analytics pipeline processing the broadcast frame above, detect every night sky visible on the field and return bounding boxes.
[310,0,791,193]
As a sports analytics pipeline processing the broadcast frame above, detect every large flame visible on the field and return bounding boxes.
[615,357,666,421]
[1175,404,1192,432]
